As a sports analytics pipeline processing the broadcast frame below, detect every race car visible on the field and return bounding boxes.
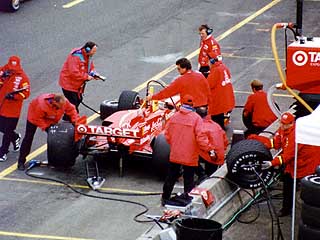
[47,81,178,177]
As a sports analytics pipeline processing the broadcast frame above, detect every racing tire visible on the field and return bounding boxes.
[298,221,320,240]
[0,0,20,12]
[301,202,320,229]
[47,122,79,168]
[100,100,118,120]
[300,175,320,207]
[118,91,140,111]
[152,134,170,179]
[226,139,274,189]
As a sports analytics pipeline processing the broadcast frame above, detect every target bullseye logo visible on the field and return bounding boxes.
[292,50,308,66]
[77,124,87,133]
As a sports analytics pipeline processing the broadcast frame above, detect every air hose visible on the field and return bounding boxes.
[270,22,313,113]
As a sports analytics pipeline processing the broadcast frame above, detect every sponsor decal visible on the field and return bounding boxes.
[76,124,140,138]
[292,50,320,67]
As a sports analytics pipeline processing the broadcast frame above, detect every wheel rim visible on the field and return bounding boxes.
[12,0,20,10]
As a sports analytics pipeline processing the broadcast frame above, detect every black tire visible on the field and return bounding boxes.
[100,100,118,120]
[47,122,79,168]
[301,202,320,229]
[118,90,140,111]
[0,0,20,12]
[152,134,170,178]
[298,221,320,240]
[300,175,320,207]
[226,139,274,189]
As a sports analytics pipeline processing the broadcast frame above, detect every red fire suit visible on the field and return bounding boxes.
[199,116,228,166]
[59,48,95,93]
[151,70,210,108]
[207,61,235,116]
[269,126,320,178]
[17,93,79,169]
[27,93,79,131]
[162,105,212,201]
[243,90,277,129]
[0,57,30,118]
[198,35,221,68]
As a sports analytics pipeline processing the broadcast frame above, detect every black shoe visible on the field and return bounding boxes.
[12,133,21,152]
[277,208,291,217]
[17,164,25,171]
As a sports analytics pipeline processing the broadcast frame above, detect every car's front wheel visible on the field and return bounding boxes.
[0,0,20,12]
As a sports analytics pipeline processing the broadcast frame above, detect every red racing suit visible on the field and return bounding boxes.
[207,61,235,115]
[199,116,228,165]
[59,48,95,94]
[252,125,320,178]
[164,106,212,167]
[198,35,221,68]
[151,70,211,108]
[27,93,79,131]
[243,90,277,128]
[0,57,30,118]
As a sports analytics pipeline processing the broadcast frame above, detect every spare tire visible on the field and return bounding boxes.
[226,139,274,189]
[47,122,79,168]
[152,134,170,179]
[301,175,320,207]
[301,202,320,229]
[100,100,118,120]
[118,91,140,111]
[298,220,320,240]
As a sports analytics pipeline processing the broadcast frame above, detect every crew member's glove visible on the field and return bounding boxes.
[5,93,14,100]
[261,161,272,170]
[209,150,216,160]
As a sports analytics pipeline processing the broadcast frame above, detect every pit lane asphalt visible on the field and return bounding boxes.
[1,0,319,239]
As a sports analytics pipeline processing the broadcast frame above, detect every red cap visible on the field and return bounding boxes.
[280,112,295,124]
[181,94,194,105]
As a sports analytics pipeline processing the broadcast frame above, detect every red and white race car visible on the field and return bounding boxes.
[47,81,178,177]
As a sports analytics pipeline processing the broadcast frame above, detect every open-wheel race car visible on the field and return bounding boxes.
[47,80,178,178]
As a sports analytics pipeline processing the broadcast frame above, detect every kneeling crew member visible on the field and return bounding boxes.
[17,93,79,170]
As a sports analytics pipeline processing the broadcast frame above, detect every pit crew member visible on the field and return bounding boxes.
[243,79,277,137]
[0,56,30,162]
[59,41,98,114]
[161,95,215,206]
[250,112,320,217]
[198,24,221,78]
[17,93,79,170]
[146,58,211,111]
[207,52,235,130]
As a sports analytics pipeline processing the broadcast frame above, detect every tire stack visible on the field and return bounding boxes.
[298,174,320,239]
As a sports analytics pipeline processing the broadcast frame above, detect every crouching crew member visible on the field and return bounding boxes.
[0,56,30,162]
[17,93,79,170]
[250,112,320,217]
[196,105,228,181]
[161,95,215,206]
[243,79,277,137]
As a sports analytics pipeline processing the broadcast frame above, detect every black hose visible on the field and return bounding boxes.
[24,166,155,224]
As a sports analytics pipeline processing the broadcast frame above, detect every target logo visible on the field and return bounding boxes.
[292,50,308,66]
[77,124,87,133]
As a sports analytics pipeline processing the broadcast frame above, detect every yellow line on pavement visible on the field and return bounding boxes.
[0,0,282,179]
[0,231,93,240]
[62,0,86,9]
[1,177,161,194]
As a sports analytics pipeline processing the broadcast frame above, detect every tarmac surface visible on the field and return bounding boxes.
[1,0,320,239]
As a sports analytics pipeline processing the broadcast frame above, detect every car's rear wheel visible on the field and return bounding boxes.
[100,100,118,120]
[47,122,79,168]
[118,91,140,111]
[0,0,20,12]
